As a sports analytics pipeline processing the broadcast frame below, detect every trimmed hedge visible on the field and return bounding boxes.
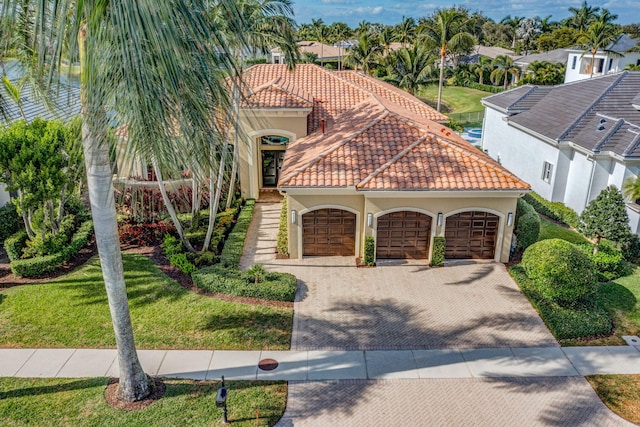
[515,198,540,251]
[364,236,375,266]
[431,237,445,267]
[276,199,288,256]
[523,192,579,228]
[464,82,504,93]
[521,239,597,304]
[0,203,23,244]
[10,220,93,278]
[4,230,28,261]
[192,264,297,301]
[220,199,255,267]
[510,265,612,340]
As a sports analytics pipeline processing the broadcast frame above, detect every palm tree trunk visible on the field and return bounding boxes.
[225,82,241,210]
[152,160,196,253]
[437,46,445,113]
[590,51,596,78]
[81,117,151,402]
[203,139,229,251]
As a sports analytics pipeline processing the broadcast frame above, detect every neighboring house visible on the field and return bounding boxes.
[271,41,345,64]
[565,34,640,83]
[463,45,514,63]
[513,48,569,70]
[481,71,640,233]
[238,64,530,262]
[0,77,80,206]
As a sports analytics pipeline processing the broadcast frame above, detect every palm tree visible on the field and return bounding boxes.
[419,8,475,112]
[395,17,416,47]
[474,55,492,85]
[623,175,640,203]
[579,21,621,78]
[3,0,241,402]
[568,1,600,31]
[344,31,382,75]
[385,46,435,95]
[516,18,542,56]
[491,55,521,89]
[500,15,524,48]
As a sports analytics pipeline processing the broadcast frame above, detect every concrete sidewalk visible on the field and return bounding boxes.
[2,346,640,380]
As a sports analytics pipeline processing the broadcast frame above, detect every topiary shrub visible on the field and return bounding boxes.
[4,230,28,261]
[621,232,640,262]
[0,203,23,244]
[363,236,375,266]
[515,198,540,251]
[521,239,597,304]
[431,237,445,267]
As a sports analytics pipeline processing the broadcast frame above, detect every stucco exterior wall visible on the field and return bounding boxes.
[482,107,560,201]
[564,51,640,83]
[286,191,519,263]
[0,183,10,207]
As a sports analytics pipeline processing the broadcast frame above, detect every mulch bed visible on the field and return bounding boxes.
[104,377,166,411]
[0,243,293,308]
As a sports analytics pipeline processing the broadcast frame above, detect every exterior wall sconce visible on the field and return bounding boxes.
[291,210,297,224]
[437,213,443,226]
[507,212,514,226]
[367,212,373,227]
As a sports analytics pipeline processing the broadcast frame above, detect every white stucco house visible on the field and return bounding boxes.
[565,34,640,83]
[481,71,640,233]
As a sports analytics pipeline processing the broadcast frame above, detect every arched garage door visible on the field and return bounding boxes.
[302,208,356,256]
[445,211,499,259]
[376,211,431,259]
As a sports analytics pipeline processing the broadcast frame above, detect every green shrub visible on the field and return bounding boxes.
[364,236,375,266]
[162,234,183,256]
[577,240,631,282]
[62,220,93,261]
[0,203,23,244]
[510,265,612,339]
[465,82,504,93]
[621,232,640,262]
[220,199,255,267]
[64,197,91,223]
[431,237,445,267]
[523,192,579,228]
[515,198,540,251]
[4,230,28,261]
[192,251,219,268]
[168,253,196,274]
[192,264,297,301]
[521,239,597,304]
[276,199,288,256]
[246,263,267,284]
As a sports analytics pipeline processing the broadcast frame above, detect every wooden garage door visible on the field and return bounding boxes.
[445,211,499,259]
[376,211,431,259]
[302,209,356,256]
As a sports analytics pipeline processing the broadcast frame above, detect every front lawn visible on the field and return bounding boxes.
[538,216,588,244]
[587,375,640,425]
[417,85,491,114]
[0,253,292,350]
[0,377,286,426]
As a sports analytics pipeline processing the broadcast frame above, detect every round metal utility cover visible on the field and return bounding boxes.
[258,358,279,371]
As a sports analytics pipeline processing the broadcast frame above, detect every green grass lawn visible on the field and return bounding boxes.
[0,377,286,426]
[416,85,491,114]
[538,216,589,245]
[0,253,292,350]
[587,375,640,425]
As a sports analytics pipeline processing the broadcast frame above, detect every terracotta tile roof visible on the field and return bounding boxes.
[279,96,529,191]
[241,78,313,109]
[242,64,447,132]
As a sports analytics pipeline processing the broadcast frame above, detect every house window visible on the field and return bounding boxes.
[637,59,640,66]
[608,58,613,71]
[571,56,577,70]
[541,162,553,183]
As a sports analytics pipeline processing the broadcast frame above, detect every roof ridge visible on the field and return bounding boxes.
[356,133,429,189]
[279,107,390,185]
[558,72,628,140]
[510,86,543,111]
[622,125,640,157]
[593,117,626,152]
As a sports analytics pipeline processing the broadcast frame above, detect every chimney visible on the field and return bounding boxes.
[321,118,325,134]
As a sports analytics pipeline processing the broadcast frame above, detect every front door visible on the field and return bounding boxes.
[262,150,285,187]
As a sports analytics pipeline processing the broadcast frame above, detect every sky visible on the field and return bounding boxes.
[291,0,640,27]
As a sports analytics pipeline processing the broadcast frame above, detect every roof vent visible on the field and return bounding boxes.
[597,124,605,131]
[599,118,607,124]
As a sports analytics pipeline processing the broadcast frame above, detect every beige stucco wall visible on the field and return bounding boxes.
[286,191,520,263]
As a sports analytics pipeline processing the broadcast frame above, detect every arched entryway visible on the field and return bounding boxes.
[376,211,432,259]
[445,211,499,259]
[302,208,356,256]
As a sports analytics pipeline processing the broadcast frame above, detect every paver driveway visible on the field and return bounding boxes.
[242,202,557,351]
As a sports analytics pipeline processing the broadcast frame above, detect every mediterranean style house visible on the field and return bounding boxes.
[481,71,640,233]
[564,34,640,83]
[238,64,530,263]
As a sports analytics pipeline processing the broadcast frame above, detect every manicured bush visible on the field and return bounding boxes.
[276,199,288,256]
[510,265,612,340]
[168,253,197,275]
[10,220,93,277]
[0,202,23,244]
[523,192,579,228]
[4,230,28,261]
[578,186,631,252]
[363,236,375,266]
[515,198,540,251]
[577,240,631,282]
[220,199,255,267]
[192,264,297,301]
[621,232,640,262]
[431,237,445,267]
[465,82,504,93]
[521,239,597,304]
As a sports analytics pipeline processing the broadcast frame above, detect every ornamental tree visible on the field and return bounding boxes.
[578,185,631,253]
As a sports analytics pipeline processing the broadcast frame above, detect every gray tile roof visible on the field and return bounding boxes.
[513,49,570,65]
[483,71,640,158]
[0,82,80,124]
